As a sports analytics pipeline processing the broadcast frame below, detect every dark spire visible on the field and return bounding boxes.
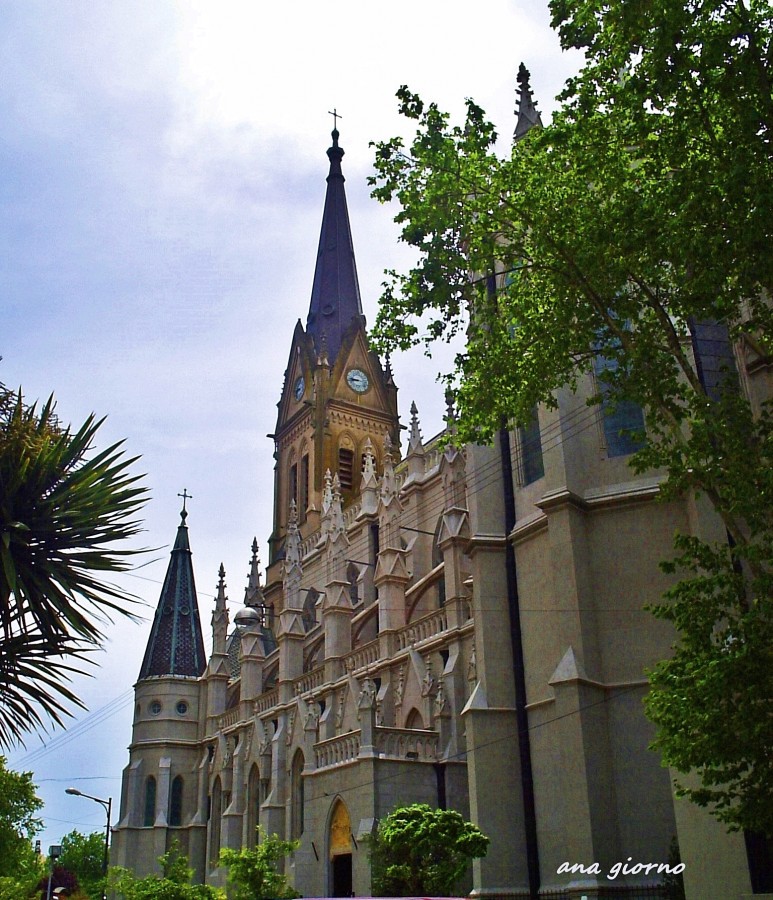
[305,128,364,365]
[514,63,543,143]
[138,503,206,679]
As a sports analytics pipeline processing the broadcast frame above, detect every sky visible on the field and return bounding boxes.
[1,0,582,854]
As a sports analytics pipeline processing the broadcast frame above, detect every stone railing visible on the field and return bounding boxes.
[343,500,362,528]
[423,446,442,473]
[300,529,322,560]
[341,639,380,674]
[397,608,448,650]
[375,726,439,761]
[293,666,325,695]
[217,707,241,730]
[254,688,279,714]
[315,730,361,769]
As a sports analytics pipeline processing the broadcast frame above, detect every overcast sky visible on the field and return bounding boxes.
[2,1,581,852]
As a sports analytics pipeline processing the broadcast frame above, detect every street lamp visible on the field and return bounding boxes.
[65,788,112,900]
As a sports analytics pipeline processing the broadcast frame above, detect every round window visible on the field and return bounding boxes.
[176,701,188,716]
[149,700,162,716]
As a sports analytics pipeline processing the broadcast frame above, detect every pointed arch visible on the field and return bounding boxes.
[143,775,156,827]
[303,589,319,633]
[169,775,184,827]
[291,749,305,839]
[347,562,360,606]
[337,433,356,491]
[299,440,310,524]
[433,516,447,608]
[328,797,352,856]
[405,707,425,730]
[247,762,261,848]
[210,776,223,864]
[288,447,299,515]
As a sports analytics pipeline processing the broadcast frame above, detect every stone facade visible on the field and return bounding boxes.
[111,123,769,898]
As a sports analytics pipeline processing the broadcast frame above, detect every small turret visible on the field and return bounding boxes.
[514,63,543,143]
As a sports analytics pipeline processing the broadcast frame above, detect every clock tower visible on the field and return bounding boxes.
[267,128,399,570]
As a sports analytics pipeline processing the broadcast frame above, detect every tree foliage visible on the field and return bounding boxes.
[0,383,147,747]
[370,2,772,834]
[108,841,223,900]
[0,755,42,877]
[218,828,299,900]
[368,803,489,896]
[59,830,106,899]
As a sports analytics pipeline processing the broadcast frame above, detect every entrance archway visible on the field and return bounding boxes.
[328,799,353,897]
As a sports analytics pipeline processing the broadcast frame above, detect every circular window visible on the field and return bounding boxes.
[176,701,188,716]
[149,700,162,716]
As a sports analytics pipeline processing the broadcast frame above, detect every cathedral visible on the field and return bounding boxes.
[111,74,769,899]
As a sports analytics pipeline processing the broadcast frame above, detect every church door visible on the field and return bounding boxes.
[331,852,353,897]
[329,799,353,897]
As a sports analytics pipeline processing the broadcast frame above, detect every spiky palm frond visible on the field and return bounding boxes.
[0,386,148,748]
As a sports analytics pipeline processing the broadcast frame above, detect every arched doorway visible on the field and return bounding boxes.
[328,799,353,897]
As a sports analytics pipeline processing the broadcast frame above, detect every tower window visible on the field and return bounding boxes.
[169,776,183,827]
[519,406,544,484]
[338,448,354,490]
[289,462,298,510]
[593,354,646,457]
[143,776,156,827]
[300,454,309,523]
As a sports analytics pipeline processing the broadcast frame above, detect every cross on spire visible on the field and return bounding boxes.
[178,489,192,516]
[328,108,342,130]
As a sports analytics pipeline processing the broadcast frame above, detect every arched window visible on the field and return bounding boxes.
[291,749,305,839]
[302,589,319,632]
[143,776,156,827]
[519,405,544,484]
[347,563,360,606]
[405,708,425,730]
[169,775,183,827]
[432,518,446,608]
[210,777,222,864]
[593,352,646,457]
[247,763,261,848]
[299,448,310,524]
[338,434,355,491]
[288,451,298,513]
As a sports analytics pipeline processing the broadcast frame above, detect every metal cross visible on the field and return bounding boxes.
[178,489,192,512]
[328,108,342,130]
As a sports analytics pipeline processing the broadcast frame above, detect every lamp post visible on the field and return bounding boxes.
[65,788,112,900]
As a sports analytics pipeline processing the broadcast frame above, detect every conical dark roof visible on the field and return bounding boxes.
[138,507,206,679]
[305,129,364,365]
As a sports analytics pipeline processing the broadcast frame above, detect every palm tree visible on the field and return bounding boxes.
[0,383,148,747]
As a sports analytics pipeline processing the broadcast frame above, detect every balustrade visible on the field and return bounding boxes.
[315,730,361,768]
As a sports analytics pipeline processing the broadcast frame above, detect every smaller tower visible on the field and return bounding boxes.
[112,499,208,880]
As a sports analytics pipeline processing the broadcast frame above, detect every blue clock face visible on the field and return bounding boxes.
[346,368,369,393]
[293,376,305,401]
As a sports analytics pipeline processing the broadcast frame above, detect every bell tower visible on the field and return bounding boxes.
[268,129,399,566]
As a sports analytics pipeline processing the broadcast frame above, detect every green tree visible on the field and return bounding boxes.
[107,841,223,900]
[59,830,106,899]
[0,755,42,876]
[218,828,299,900]
[368,803,489,897]
[369,3,772,834]
[0,841,43,900]
[0,383,147,747]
